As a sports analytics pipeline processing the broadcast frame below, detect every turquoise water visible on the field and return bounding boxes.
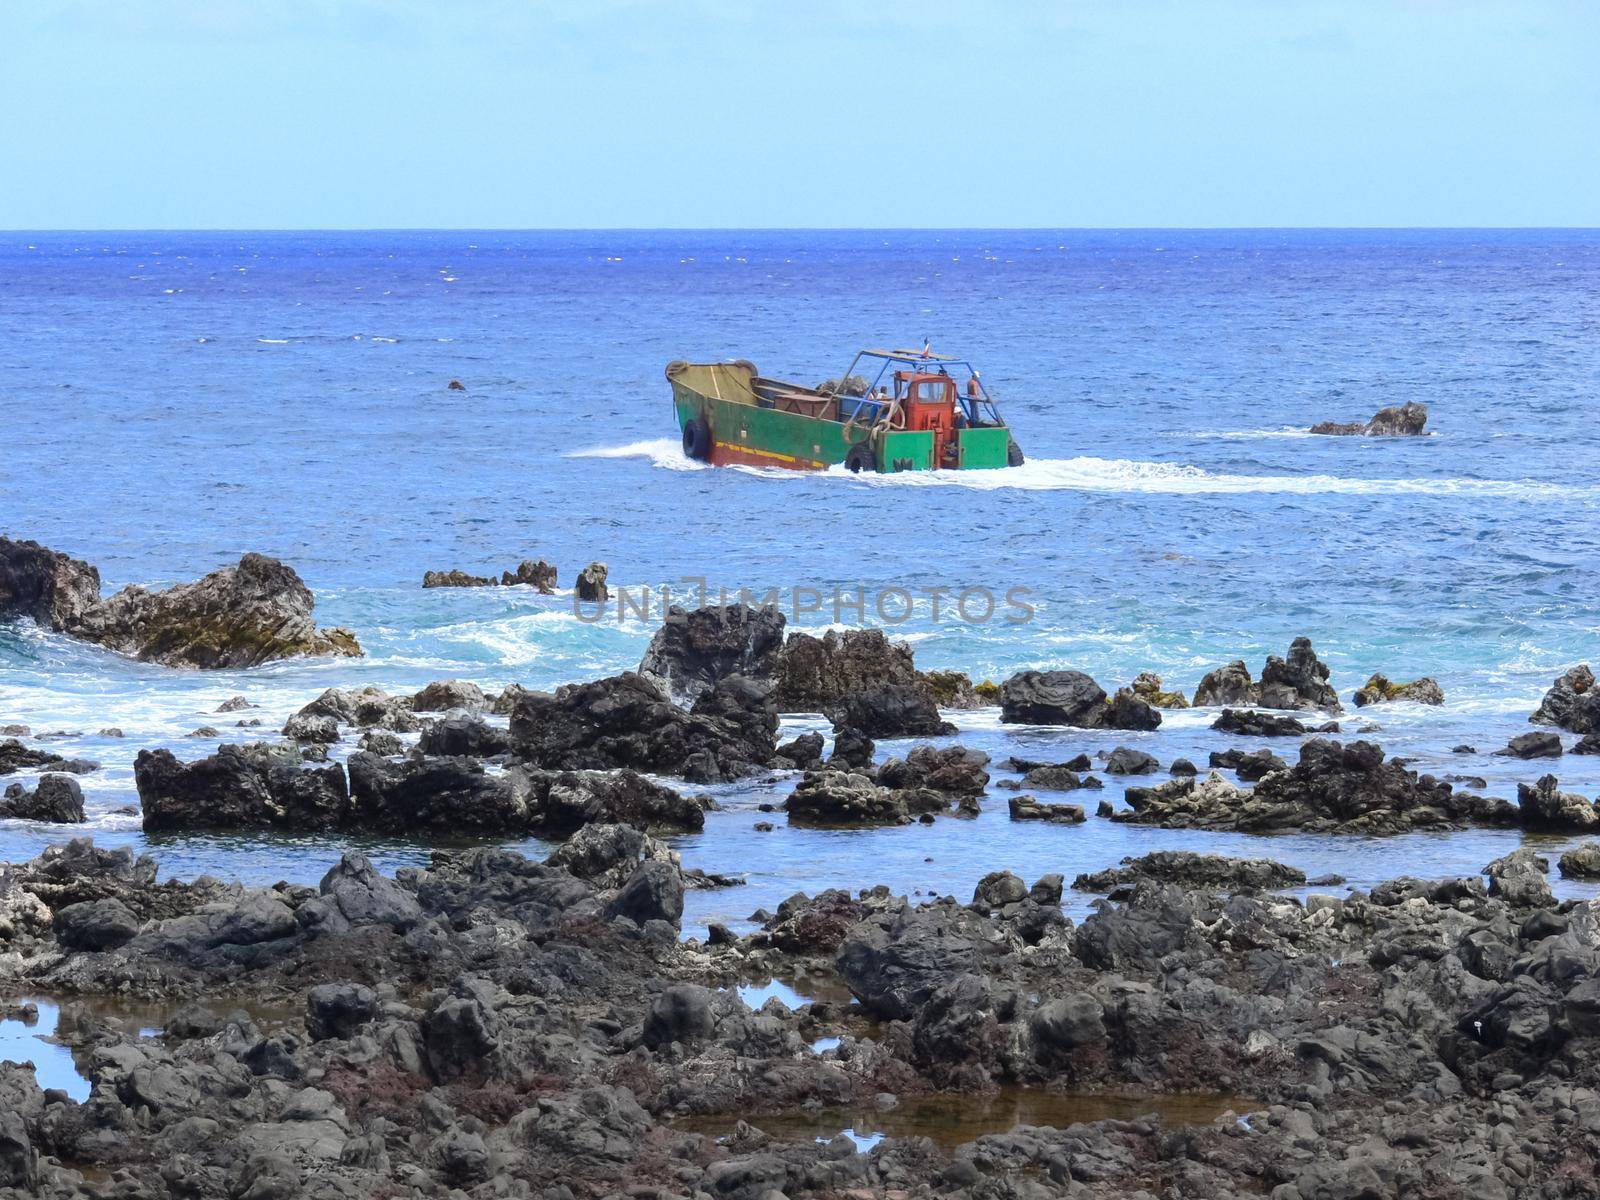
[2,229,1599,929]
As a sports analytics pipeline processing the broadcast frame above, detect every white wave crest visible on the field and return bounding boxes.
[567,441,1581,500]
[825,457,1593,499]
[568,438,708,471]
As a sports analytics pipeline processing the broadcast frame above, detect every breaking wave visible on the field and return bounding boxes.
[569,440,1592,500]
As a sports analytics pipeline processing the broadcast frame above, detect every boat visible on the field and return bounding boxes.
[666,347,1024,473]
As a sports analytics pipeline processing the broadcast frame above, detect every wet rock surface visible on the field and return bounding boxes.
[1310,399,1428,435]
[638,602,787,704]
[999,670,1161,730]
[774,628,952,737]
[1194,638,1342,712]
[1120,739,1521,833]
[510,671,776,783]
[1353,671,1445,706]
[3,542,360,668]
[1532,664,1600,733]
[3,831,1600,1198]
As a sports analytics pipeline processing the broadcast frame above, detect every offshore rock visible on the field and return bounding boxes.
[1191,659,1256,707]
[3,542,359,668]
[1072,851,1306,893]
[638,602,786,704]
[1495,731,1563,759]
[510,671,775,782]
[1121,741,1518,833]
[1557,842,1600,879]
[784,771,933,826]
[1530,664,1600,733]
[1515,774,1600,831]
[873,745,989,796]
[1007,795,1085,823]
[72,553,362,668]
[0,537,102,630]
[773,628,950,736]
[1212,708,1309,737]
[1310,400,1428,436]
[0,774,86,823]
[1353,672,1445,706]
[1194,638,1341,712]
[1129,671,1189,708]
[575,561,609,602]
[921,669,986,709]
[422,568,495,588]
[502,559,557,591]
[0,739,69,776]
[1104,746,1159,775]
[1208,747,1288,781]
[998,670,1161,730]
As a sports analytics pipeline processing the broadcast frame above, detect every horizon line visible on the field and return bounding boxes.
[5,225,1600,235]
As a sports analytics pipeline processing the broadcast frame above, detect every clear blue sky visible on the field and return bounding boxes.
[2,0,1596,228]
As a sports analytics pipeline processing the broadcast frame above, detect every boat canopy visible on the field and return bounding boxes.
[833,347,1004,426]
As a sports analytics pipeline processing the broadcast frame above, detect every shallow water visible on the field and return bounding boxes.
[675,1086,1256,1152]
[2,229,1599,924]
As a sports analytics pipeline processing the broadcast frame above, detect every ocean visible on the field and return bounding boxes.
[3,228,1599,929]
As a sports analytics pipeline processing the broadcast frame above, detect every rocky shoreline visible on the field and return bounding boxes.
[5,584,1600,1194]
[3,831,1600,1197]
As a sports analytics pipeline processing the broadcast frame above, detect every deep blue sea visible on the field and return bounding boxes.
[3,229,1599,930]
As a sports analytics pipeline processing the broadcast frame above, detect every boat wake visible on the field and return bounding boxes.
[568,438,709,471]
[826,456,1588,499]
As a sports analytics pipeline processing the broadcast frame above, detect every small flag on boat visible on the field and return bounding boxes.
[921,338,931,357]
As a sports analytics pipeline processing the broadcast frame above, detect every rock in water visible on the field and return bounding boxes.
[575,562,609,601]
[1495,731,1563,759]
[998,670,1160,730]
[1530,664,1600,733]
[70,553,361,668]
[510,671,775,782]
[0,537,102,630]
[1558,842,1600,879]
[501,559,556,591]
[1129,671,1188,708]
[422,569,496,588]
[1516,774,1600,831]
[1310,401,1427,436]
[921,669,985,709]
[1192,660,1255,706]
[0,774,86,823]
[1072,851,1306,893]
[1352,672,1444,706]
[1007,795,1085,823]
[1257,637,1342,711]
[773,628,950,735]
[638,602,786,704]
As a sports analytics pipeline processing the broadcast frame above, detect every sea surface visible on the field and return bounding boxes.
[3,229,1599,935]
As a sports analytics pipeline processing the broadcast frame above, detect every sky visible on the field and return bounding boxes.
[1,0,1596,228]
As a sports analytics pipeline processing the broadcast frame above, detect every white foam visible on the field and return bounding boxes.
[568,438,709,471]
[822,456,1592,499]
[568,441,1577,500]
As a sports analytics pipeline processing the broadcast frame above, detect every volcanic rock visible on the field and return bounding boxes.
[70,553,361,668]
[998,670,1160,730]
[1353,673,1444,706]
[0,774,85,823]
[1310,401,1428,436]
[638,602,786,704]
[1530,664,1600,733]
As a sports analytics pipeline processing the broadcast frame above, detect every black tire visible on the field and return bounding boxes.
[732,358,759,377]
[665,359,689,379]
[682,417,712,461]
[844,442,877,474]
[1006,436,1025,467]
